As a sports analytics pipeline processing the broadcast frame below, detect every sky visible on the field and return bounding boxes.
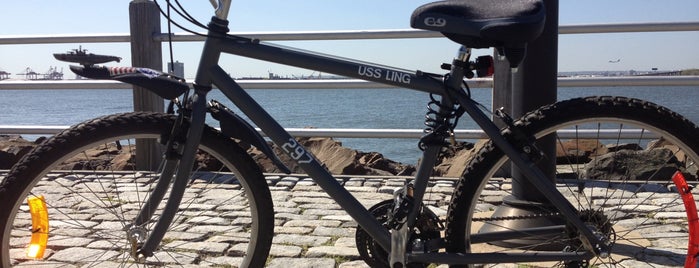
[1,0,698,79]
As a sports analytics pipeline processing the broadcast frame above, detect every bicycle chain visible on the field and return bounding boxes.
[472,212,561,222]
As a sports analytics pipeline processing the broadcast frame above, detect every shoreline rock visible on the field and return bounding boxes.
[2,135,694,180]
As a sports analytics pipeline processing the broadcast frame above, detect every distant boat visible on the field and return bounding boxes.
[53,46,121,66]
[608,59,621,63]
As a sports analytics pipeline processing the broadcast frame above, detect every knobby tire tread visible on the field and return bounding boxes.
[0,112,274,267]
[446,96,699,267]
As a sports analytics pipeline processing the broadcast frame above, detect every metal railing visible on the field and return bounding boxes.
[1,17,698,137]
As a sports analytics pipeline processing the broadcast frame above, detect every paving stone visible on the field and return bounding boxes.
[305,246,359,257]
[292,185,324,192]
[43,236,93,248]
[339,260,371,268]
[278,212,316,221]
[303,208,346,216]
[283,219,342,228]
[378,186,399,194]
[363,181,383,187]
[151,250,197,264]
[277,226,314,234]
[269,186,290,191]
[202,255,244,266]
[334,237,357,248]
[188,224,239,233]
[49,247,120,262]
[273,234,330,247]
[344,186,377,192]
[164,241,229,254]
[344,180,364,187]
[291,196,336,204]
[269,244,303,257]
[321,214,354,222]
[312,226,354,237]
[276,181,296,188]
[266,257,336,268]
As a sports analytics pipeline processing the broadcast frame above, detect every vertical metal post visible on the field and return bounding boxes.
[485,0,560,248]
[130,0,164,170]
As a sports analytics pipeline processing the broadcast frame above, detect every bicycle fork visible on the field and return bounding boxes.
[125,88,211,260]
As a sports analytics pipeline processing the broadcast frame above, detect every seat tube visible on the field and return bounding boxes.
[407,46,469,228]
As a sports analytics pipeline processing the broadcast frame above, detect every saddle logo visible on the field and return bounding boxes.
[424,17,446,27]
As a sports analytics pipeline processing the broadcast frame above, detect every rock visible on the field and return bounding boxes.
[0,134,485,177]
[0,135,42,169]
[555,139,607,164]
[583,148,681,180]
[60,143,135,170]
[250,137,416,176]
[606,143,642,152]
[433,140,487,177]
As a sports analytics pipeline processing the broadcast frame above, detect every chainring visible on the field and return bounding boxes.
[355,199,443,268]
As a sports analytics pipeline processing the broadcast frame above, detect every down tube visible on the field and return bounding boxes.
[209,65,392,251]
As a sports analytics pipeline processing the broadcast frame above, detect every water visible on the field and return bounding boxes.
[1,86,697,164]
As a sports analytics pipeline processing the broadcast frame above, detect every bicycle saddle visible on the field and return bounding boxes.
[411,0,545,67]
[70,65,189,99]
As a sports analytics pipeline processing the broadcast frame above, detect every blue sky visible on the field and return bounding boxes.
[1,1,698,79]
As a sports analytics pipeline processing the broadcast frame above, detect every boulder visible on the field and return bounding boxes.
[433,140,487,177]
[0,134,483,177]
[0,135,43,169]
[582,148,681,180]
[249,137,416,176]
[555,139,607,164]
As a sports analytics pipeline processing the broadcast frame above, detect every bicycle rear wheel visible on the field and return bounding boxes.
[0,112,274,267]
[447,97,699,267]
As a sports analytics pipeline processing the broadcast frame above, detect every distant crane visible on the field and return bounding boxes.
[42,66,64,80]
[0,70,10,80]
[17,67,39,80]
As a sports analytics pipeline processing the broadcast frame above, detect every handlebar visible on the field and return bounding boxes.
[209,0,232,20]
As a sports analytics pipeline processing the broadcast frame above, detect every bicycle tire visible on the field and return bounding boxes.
[0,112,274,267]
[446,96,699,267]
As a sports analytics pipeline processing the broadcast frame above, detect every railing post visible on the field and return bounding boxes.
[129,0,164,170]
[486,0,560,248]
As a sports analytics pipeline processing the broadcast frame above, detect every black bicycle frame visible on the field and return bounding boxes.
[142,17,604,264]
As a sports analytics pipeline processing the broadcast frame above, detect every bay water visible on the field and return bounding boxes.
[1,86,697,164]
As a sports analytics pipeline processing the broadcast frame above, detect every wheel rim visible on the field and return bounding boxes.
[3,133,262,267]
[462,117,699,267]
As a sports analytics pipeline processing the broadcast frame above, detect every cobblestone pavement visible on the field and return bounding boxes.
[263,175,453,268]
[4,172,694,267]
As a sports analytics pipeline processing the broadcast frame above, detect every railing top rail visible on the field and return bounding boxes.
[3,76,698,91]
[1,21,698,45]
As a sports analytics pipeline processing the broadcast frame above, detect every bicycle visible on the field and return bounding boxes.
[2,0,698,267]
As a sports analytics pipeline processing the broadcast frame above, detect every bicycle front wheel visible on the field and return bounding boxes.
[447,96,699,267]
[0,112,274,267]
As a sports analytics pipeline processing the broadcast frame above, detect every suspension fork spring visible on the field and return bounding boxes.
[419,94,460,150]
